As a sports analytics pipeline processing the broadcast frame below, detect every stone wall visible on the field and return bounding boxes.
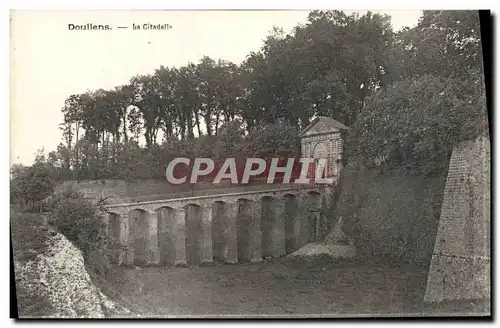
[58,179,298,205]
[57,179,192,205]
[424,137,490,303]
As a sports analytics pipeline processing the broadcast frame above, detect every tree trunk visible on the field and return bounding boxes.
[123,107,129,142]
[145,128,152,148]
[75,121,80,180]
[214,113,220,135]
[204,113,212,136]
[186,112,194,140]
[195,114,202,137]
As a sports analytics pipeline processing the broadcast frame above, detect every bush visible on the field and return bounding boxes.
[44,187,130,299]
[10,163,56,212]
[244,121,301,158]
[11,210,56,263]
[46,187,107,257]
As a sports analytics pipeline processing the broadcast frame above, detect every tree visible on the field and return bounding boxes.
[348,74,487,176]
[10,160,56,212]
[244,120,300,158]
[213,120,246,159]
[242,11,395,128]
[391,10,483,81]
[130,74,164,147]
[46,10,487,183]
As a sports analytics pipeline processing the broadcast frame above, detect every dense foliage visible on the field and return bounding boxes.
[349,74,487,175]
[346,11,487,176]
[46,188,107,257]
[10,155,56,211]
[43,10,407,181]
[14,11,488,184]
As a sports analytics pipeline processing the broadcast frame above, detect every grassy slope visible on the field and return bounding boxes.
[339,167,447,268]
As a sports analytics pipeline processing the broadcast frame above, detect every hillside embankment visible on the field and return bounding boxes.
[11,210,134,318]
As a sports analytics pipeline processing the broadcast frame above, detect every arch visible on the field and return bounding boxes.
[127,208,149,266]
[212,201,226,262]
[307,190,322,197]
[185,203,203,265]
[313,142,328,159]
[312,142,329,179]
[157,206,175,266]
[261,196,275,257]
[282,191,299,198]
[282,194,299,254]
[129,206,148,213]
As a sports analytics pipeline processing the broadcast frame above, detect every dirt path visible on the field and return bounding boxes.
[103,258,487,317]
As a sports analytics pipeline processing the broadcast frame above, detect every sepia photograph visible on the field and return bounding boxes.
[9,9,491,318]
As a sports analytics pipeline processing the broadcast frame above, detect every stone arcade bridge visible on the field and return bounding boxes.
[104,185,332,266]
[103,116,348,267]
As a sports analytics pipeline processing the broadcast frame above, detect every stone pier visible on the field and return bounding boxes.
[146,211,160,265]
[284,195,299,254]
[126,212,136,266]
[200,205,213,265]
[293,197,306,251]
[106,213,119,263]
[249,200,263,263]
[270,198,286,257]
[211,202,226,261]
[158,208,175,266]
[173,208,187,266]
[237,200,254,262]
[118,214,128,265]
[224,202,239,264]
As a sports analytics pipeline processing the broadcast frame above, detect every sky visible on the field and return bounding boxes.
[10,10,423,166]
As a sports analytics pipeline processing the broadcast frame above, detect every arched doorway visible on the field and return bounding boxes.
[308,142,329,181]
[313,142,328,158]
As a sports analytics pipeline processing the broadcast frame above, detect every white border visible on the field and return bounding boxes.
[3,1,498,327]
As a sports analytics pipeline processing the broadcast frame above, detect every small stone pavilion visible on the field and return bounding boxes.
[299,116,349,181]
